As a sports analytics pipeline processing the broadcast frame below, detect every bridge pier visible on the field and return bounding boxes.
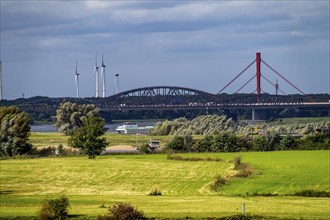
[252,108,267,121]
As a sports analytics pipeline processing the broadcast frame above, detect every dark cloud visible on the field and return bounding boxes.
[0,1,329,99]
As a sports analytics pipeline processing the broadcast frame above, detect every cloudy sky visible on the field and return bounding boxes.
[1,0,329,99]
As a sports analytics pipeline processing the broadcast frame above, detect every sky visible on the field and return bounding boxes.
[1,0,329,100]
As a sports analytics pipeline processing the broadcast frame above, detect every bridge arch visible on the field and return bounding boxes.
[102,86,219,109]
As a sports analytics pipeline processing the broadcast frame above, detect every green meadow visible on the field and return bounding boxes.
[29,132,174,148]
[0,150,329,219]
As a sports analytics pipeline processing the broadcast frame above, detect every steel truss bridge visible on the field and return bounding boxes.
[99,52,330,112]
[99,85,329,111]
[3,53,329,117]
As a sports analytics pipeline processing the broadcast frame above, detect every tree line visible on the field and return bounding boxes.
[166,132,329,153]
[1,102,329,158]
[1,103,108,159]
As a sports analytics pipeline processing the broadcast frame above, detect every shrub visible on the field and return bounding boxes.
[138,143,151,154]
[148,188,162,196]
[167,136,185,151]
[231,156,253,178]
[232,156,242,170]
[38,195,70,220]
[292,189,330,197]
[99,202,146,220]
[167,154,223,162]
[210,174,227,191]
[250,192,278,197]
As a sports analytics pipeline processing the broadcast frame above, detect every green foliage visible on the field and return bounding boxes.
[138,143,151,154]
[38,196,70,220]
[148,188,162,196]
[252,136,266,151]
[304,133,328,144]
[250,192,278,197]
[279,135,297,150]
[0,106,32,157]
[68,117,108,159]
[167,136,185,151]
[28,145,80,157]
[167,135,194,152]
[167,154,222,162]
[194,135,213,152]
[99,202,146,220]
[263,132,281,151]
[291,189,330,197]
[212,132,238,152]
[210,174,227,191]
[232,159,253,179]
[232,156,242,170]
[152,115,239,135]
[55,102,100,134]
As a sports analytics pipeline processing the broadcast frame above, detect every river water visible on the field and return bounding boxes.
[30,122,157,133]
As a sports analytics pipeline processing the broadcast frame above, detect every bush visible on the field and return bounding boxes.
[292,189,330,197]
[210,174,227,191]
[148,188,162,196]
[38,196,70,220]
[250,192,278,197]
[167,136,185,151]
[29,145,80,157]
[232,156,242,170]
[99,202,146,220]
[138,143,151,154]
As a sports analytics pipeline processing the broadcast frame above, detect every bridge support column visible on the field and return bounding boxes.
[252,108,266,121]
[256,52,261,103]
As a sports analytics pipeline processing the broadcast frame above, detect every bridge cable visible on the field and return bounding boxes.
[261,59,305,95]
[235,75,256,93]
[217,60,256,94]
[261,75,287,95]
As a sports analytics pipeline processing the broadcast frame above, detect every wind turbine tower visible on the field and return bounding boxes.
[0,61,2,100]
[101,55,106,98]
[114,73,119,94]
[94,52,100,97]
[275,79,279,95]
[75,61,80,98]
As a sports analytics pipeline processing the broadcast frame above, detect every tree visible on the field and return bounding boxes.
[193,135,213,152]
[263,131,281,151]
[279,135,297,150]
[98,202,146,220]
[38,196,70,220]
[167,136,185,152]
[68,117,108,159]
[55,102,100,134]
[0,106,32,157]
[211,132,238,152]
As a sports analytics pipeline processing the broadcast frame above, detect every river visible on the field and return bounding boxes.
[30,121,157,133]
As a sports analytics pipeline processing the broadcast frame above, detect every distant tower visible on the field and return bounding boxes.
[94,52,100,97]
[101,55,106,98]
[275,79,279,95]
[114,73,119,94]
[75,61,80,98]
[0,61,2,100]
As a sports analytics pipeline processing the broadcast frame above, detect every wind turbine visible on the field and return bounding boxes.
[101,54,106,98]
[114,73,119,94]
[75,61,80,98]
[94,52,100,97]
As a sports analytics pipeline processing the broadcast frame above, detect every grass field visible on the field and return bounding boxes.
[0,150,329,219]
[29,132,174,148]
